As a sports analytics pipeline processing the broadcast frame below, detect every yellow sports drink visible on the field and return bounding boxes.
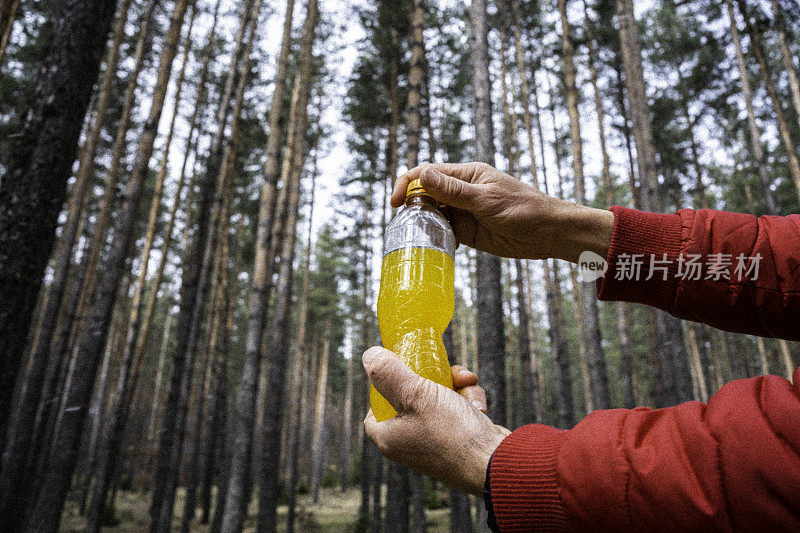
[370,179,456,421]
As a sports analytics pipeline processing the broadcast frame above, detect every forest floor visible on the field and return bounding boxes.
[60,484,459,531]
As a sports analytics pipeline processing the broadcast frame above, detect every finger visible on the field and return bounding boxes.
[362,346,427,413]
[419,168,483,211]
[364,407,406,460]
[392,162,487,208]
[457,384,487,413]
[451,365,479,389]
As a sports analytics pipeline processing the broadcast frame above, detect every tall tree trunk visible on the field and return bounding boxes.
[0,0,118,448]
[470,0,507,428]
[16,0,134,465]
[0,0,19,67]
[616,0,692,407]
[361,181,378,533]
[513,4,573,425]
[310,323,332,503]
[287,137,320,533]
[391,0,429,529]
[494,16,541,425]
[220,0,295,525]
[133,0,221,408]
[340,346,355,492]
[34,2,161,463]
[0,0,133,519]
[86,12,198,532]
[151,1,258,530]
[23,0,192,529]
[257,1,320,530]
[181,205,232,533]
[725,0,778,214]
[735,0,800,203]
[583,0,636,409]
[558,0,610,411]
[146,312,173,448]
[771,0,800,136]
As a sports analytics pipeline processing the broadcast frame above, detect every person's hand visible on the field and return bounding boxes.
[391,162,614,263]
[362,346,510,497]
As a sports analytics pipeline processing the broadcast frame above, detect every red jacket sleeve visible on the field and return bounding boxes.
[487,207,800,530]
[596,206,800,340]
[489,368,800,530]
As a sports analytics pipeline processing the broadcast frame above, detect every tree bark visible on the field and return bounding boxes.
[0,0,19,67]
[340,347,355,492]
[558,0,610,411]
[0,0,119,450]
[219,0,296,525]
[86,12,198,532]
[310,323,332,503]
[735,0,800,203]
[16,0,134,465]
[257,1,320,530]
[470,0,507,428]
[23,0,192,529]
[725,0,778,214]
[771,0,800,138]
[150,1,259,530]
[616,0,692,407]
[0,0,133,521]
[287,136,320,533]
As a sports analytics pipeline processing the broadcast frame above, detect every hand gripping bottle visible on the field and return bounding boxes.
[371,178,457,421]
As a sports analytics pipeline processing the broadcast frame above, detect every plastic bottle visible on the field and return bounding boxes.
[370,178,456,421]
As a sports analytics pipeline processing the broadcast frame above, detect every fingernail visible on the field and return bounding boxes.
[362,347,379,367]
[423,167,441,188]
[471,400,485,411]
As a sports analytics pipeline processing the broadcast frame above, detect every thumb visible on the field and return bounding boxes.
[362,346,428,414]
[420,167,481,211]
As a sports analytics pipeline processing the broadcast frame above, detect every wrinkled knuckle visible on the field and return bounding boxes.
[404,379,437,412]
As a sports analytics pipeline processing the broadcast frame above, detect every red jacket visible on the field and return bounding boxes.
[487,206,800,531]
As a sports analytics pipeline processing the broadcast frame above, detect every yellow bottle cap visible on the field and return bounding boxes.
[405,178,427,200]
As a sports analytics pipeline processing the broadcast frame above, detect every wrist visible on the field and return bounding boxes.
[551,202,614,263]
[467,425,510,497]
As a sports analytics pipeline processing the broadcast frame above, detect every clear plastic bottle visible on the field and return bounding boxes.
[371,178,457,421]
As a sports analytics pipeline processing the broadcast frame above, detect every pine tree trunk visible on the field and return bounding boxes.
[735,0,800,203]
[151,2,259,530]
[558,0,610,411]
[219,0,295,526]
[340,349,355,492]
[771,0,800,137]
[181,212,231,533]
[310,323,332,503]
[0,0,19,67]
[725,0,778,214]
[0,0,118,450]
[778,340,795,380]
[616,0,692,407]
[146,312,173,448]
[61,0,160,383]
[257,2,320,530]
[0,1,135,520]
[134,0,221,412]
[470,0,507,427]
[287,138,319,533]
[583,0,637,409]
[17,0,134,464]
[21,0,191,529]
[86,13,197,532]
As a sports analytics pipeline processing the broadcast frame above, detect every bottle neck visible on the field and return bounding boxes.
[405,194,437,207]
